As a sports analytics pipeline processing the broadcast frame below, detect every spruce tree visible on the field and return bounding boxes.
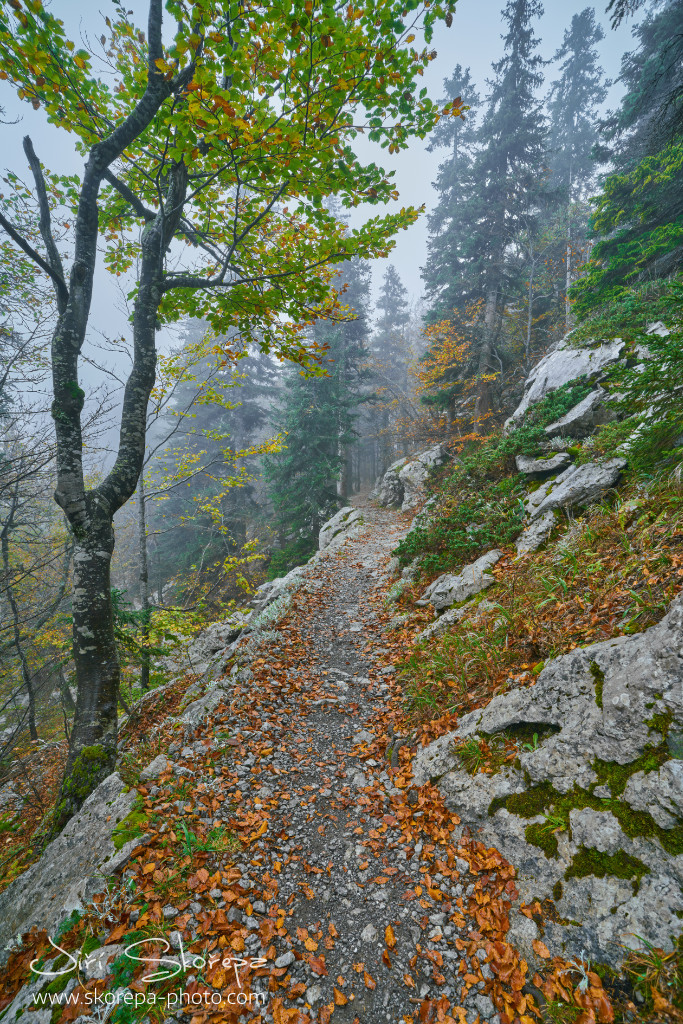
[422,2,548,426]
[422,66,481,318]
[265,260,370,573]
[573,0,683,315]
[546,8,608,326]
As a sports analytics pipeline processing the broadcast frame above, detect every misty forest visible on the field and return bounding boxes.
[1,0,683,1021]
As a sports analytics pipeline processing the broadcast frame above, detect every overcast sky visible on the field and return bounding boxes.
[1,0,638,340]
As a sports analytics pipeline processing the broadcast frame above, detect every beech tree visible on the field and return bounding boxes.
[0,0,459,825]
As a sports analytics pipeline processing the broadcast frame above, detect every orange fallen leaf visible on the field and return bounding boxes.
[385,924,397,949]
[532,939,550,959]
[364,971,376,990]
[333,987,348,1006]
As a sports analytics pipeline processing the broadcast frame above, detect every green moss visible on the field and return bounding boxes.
[565,846,650,893]
[489,755,683,861]
[525,822,559,857]
[552,880,564,901]
[111,802,148,851]
[646,708,674,738]
[593,744,670,796]
[589,660,604,709]
[62,745,111,804]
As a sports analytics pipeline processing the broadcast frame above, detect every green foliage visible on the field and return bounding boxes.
[394,379,593,573]
[395,474,524,574]
[573,141,683,317]
[573,285,683,471]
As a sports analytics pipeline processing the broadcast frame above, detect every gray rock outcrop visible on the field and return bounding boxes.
[543,387,615,439]
[515,511,556,556]
[413,593,683,966]
[319,506,364,550]
[372,458,406,508]
[0,773,138,953]
[506,335,624,428]
[373,445,449,512]
[525,459,626,519]
[416,550,502,611]
[398,445,448,511]
[515,452,571,475]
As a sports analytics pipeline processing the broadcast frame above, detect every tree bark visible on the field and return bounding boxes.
[54,504,119,827]
[138,477,151,692]
[474,287,498,433]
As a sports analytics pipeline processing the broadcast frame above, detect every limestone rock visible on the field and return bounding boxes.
[373,446,450,511]
[318,506,364,550]
[416,550,502,611]
[623,760,683,828]
[515,512,555,557]
[417,605,469,643]
[515,452,571,475]
[371,458,406,508]
[139,754,171,782]
[251,564,308,614]
[0,773,137,952]
[413,593,683,965]
[525,459,626,520]
[398,445,448,512]
[544,387,616,439]
[506,335,624,428]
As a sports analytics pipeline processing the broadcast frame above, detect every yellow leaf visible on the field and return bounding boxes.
[385,924,397,949]
[333,987,348,1005]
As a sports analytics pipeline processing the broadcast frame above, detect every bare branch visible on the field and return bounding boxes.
[23,136,69,314]
[0,210,68,306]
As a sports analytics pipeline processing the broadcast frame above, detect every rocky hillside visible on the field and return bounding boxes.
[0,330,681,1023]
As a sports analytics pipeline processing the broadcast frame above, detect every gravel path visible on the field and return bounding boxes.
[125,502,508,1024]
[158,502,499,1024]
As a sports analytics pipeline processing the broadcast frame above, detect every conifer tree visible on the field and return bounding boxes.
[471,0,548,424]
[546,8,607,326]
[266,260,370,573]
[422,67,481,318]
[574,0,683,315]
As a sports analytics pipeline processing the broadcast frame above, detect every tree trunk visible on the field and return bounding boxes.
[53,506,119,831]
[474,287,498,433]
[565,161,573,333]
[526,253,535,365]
[138,477,151,692]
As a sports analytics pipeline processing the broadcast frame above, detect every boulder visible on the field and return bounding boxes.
[525,459,627,520]
[515,452,571,475]
[0,773,138,953]
[373,446,450,511]
[139,754,171,782]
[544,387,616,439]
[371,458,406,508]
[413,593,683,966]
[416,550,502,611]
[398,445,448,512]
[506,335,625,428]
[417,604,470,643]
[318,506,364,550]
[514,511,556,557]
[251,564,308,613]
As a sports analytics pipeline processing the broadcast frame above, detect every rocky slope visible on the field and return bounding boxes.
[0,329,679,1023]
